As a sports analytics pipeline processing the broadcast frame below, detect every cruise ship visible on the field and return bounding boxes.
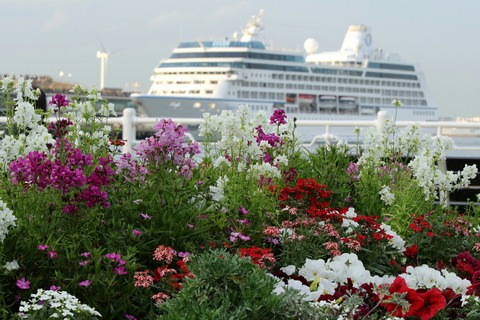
[131,10,438,137]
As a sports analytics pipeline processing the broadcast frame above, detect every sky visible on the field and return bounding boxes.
[1,0,479,118]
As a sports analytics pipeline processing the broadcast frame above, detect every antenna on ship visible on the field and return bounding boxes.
[240,9,264,42]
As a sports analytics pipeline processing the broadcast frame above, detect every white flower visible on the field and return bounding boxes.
[0,199,16,243]
[298,258,326,282]
[379,185,395,206]
[19,289,101,318]
[280,265,296,276]
[381,223,406,252]
[13,101,41,129]
[209,176,229,202]
[4,260,19,271]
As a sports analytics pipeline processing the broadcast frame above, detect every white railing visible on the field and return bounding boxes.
[2,109,480,157]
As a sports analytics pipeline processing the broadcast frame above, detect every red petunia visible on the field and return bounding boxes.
[381,276,424,317]
[412,288,446,320]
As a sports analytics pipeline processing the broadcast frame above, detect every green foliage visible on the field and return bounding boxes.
[158,249,319,320]
[295,143,354,208]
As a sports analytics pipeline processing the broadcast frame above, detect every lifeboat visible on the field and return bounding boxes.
[298,94,315,104]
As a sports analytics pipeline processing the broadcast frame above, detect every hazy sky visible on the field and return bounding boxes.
[1,0,479,118]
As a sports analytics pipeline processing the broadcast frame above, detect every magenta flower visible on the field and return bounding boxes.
[79,260,89,267]
[125,314,138,320]
[49,93,69,109]
[37,244,49,251]
[230,232,251,242]
[47,251,57,258]
[105,253,122,262]
[269,108,287,125]
[80,252,92,258]
[114,266,128,276]
[16,278,30,290]
[239,207,248,215]
[49,285,61,291]
[78,280,92,287]
[132,229,142,236]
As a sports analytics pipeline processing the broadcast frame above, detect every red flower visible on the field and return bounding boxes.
[412,288,446,320]
[381,277,424,317]
[404,244,418,259]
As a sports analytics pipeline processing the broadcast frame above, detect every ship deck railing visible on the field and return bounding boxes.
[2,109,480,208]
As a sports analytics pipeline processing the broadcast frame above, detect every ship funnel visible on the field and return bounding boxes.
[340,25,373,58]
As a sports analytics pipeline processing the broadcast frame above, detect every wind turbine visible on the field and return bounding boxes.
[96,50,109,90]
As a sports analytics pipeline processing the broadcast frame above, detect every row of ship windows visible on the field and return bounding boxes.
[159,62,418,81]
[271,74,421,87]
[358,98,427,106]
[168,52,414,72]
[239,81,421,90]
[156,77,421,89]
[234,91,426,105]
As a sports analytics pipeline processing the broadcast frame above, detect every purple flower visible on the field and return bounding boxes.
[49,285,61,291]
[16,278,30,290]
[80,252,92,258]
[140,213,152,220]
[178,251,191,259]
[79,260,89,267]
[49,93,69,109]
[47,251,57,258]
[238,233,251,241]
[132,229,142,236]
[125,314,138,320]
[230,232,250,242]
[236,219,250,225]
[270,109,287,125]
[105,253,122,262]
[78,280,92,287]
[239,207,248,215]
[114,266,128,276]
[37,244,49,251]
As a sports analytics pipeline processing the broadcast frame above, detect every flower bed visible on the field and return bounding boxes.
[1,78,480,319]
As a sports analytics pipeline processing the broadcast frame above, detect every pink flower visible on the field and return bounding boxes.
[230,232,250,242]
[140,213,152,220]
[133,270,154,288]
[105,253,122,262]
[47,251,57,258]
[114,266,128,276]
[50,285,61,291]
[124,314,138,320]
[80,252,92,258]
[153,245,176,264]
[16,278,30,289]
[132,229,142,236]
[79,260,89,266]
[78,280,92,287]
[37,244,49,251]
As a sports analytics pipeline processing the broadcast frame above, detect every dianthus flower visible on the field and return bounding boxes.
[133,270,154,288]
[153,245,177,264]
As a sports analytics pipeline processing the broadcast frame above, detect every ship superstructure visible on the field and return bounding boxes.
[131,10,437,127]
